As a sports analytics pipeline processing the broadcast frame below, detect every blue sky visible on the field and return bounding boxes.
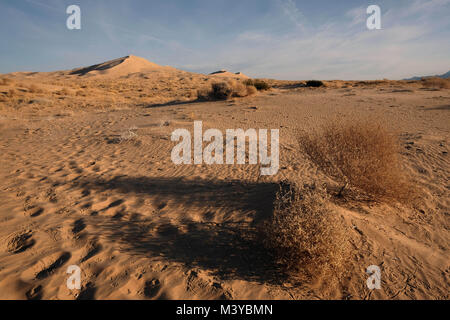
[0,0,449,79]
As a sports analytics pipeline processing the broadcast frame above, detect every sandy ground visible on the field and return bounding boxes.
[0,56,448,300]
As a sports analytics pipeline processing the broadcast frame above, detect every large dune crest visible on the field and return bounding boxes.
[209,70,249,79]
[68,55,173,78]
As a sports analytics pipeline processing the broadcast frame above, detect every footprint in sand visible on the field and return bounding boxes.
[156,202,167,210]
[4,230,35,254]
[143,279,161,298]
[107,199,125,208]
[80,240,102,263]
[92,199,124,213]
[72,218,86,234]
[77,282,96,300]
[26,285,42,300]
[44,188,58,203]
[68,160,78,168]
[36,252,71,280]
[23,195,44,217]
[21,252,71,281]
[24,206,44,217]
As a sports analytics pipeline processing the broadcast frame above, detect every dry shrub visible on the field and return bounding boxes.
[198,80,256,100]
[56,88,71,96]
[119,126,140,144]
[245,79,271,91]
[7,88,17,97]
[421,77,450,89]
[245,84,257,96]
[28,84,44,93]
[306,80,325,87]
[298,120,415,202]
[259,182,349,280]
[0,78,14,86]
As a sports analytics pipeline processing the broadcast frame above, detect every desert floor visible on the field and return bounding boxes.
[0,61,448,299]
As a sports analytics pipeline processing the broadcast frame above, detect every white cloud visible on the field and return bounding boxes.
[182,0,450,80]
[279,0,306,30]
[346,6,366,27]
[237,31,273,43]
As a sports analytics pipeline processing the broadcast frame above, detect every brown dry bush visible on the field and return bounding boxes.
[7,88,17,98]
[198,80,257,100]
[0,78,14,86]
[298,120,416,202]
[56,87,71,96]
[306,80,325,87]
[27,84,44,94]
[245,84,257,96]
[421,77,450,89]
[244,79,271,91]
[259,182,349,280]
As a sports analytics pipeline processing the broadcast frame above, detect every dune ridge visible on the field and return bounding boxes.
[68,55,173,77]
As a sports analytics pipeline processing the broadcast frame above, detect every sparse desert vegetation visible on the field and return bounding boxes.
[306,80,325,87]
[119,126,140,144]
[306,80,325,88]
[197,80,257,100]
[27,84,44,94]
[298,120,416,203]
[7,88,17,98]
[421,77,450,89]
[0,77,14,86]
[259,182,349,281]
[244,79,271,91]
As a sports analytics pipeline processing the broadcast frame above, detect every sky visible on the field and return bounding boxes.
[0,0,449,80]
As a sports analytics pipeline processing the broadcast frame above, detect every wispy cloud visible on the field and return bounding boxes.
[279,0,306,30]
[346,6,366,27]
[1,0,449,79]
[182,0,450,80]
[24,0,58,11]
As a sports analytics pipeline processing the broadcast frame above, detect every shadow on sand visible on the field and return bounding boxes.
[74,176,288,284]
[272,82,305,90]
[143,99,201,109]
[424,104,450,111]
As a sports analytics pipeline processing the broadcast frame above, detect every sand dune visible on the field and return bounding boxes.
[0,57,449,300]
[69,55,169,77]
[5,55,248,81]
[209,70,249,79]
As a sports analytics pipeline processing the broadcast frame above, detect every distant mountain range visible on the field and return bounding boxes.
[404,70,450,81]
